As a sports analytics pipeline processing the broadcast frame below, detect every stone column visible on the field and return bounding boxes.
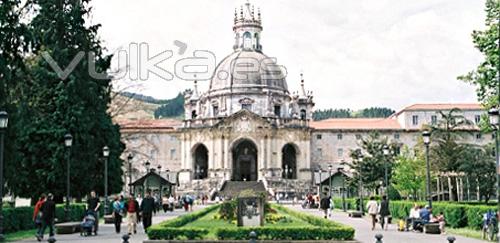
[259,137,265,180]
[181,135,186,169]
[266,136,272,175]
[208,139,214,177]
[224,137,229,177]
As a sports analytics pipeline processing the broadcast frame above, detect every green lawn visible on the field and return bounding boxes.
[447,227,495,242]
[5,229,37,242]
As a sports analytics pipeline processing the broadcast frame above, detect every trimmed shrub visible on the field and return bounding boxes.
[216,227,354,240]
[3,204,87,234]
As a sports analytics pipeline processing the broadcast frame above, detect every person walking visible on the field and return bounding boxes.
[141,189,156,233]
[86,191,101,234]
[366,196,379,230]
[112,195,124,234]
[37,193,55,241]
[33,194,46,241]
[379,195,390,230]
[125,193,140,235]
[319,195,331,219]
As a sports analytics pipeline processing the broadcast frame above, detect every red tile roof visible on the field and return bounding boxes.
[117,119,182,130]
[310,118,401,130]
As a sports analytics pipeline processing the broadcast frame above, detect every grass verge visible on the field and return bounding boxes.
[5,229,36,242]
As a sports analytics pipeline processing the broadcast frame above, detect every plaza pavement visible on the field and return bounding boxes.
[286,204,486,243]
[15,206,205,243]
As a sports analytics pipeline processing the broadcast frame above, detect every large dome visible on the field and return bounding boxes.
[208,50,288,94]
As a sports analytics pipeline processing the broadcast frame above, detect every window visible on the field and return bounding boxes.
[242,103,252,111]
[300,109,307,120]
[274,105,281,117]
[493,133,496,139]
[191,110,197,119]
[243,32,252,49]
[431,115,437,125]
[475,115,481,124]
[316,148,323,157]
[337,134,343,140]
[394,146,401,155]
[170,149,176,160]
[213,106,219,116]
[337,148,343,157]
[316,134,322,140]
[394,133,400,140]
[355,134,362,140]
[476,133,482,140]
[412,115,419,125]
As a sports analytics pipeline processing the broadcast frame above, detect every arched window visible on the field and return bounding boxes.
[234,33,240,48]
[191,110,197,119]
[254,33,260,49]
[300,109,307,120]
[193,144,208,179]
[282,144,297,179]
[243,32,252,49]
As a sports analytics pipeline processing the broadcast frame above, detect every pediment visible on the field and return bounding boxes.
[212,109,273,131]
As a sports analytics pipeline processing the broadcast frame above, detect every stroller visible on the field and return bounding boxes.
[80,211,96,236]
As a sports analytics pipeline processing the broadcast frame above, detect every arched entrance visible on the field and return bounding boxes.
[282,143,298,179]
[232,139,258,181]
[193,144,208,179]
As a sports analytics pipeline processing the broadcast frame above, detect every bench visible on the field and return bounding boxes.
[348,211,363,218]
[104,215,114,224]
[423,223,440,234]
[55,222,81,234]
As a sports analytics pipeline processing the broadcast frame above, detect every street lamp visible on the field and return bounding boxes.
[328,164,333,197]
[488,108,499,210]
[317,165,322,196]
[338,166,346,212]
[0,111,8,240]
[157,165,162,175]
[358,154,364,215]
[127,153,133,194]
[64,133,73,222]
[382,145,390,196]
[102,146,110,215]
[422,130,432,208]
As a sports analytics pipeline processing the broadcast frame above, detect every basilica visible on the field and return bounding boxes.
[118,2,489,197]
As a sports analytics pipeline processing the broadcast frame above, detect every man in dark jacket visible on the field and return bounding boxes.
[37,193,56,241]
[141,189,156,233]
[319,195,331,219]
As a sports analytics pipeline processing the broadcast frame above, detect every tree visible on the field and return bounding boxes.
[347,133,396,194]
[354,107,395,118]
[5,0,124,202]
[428,108,473,201]
[458,0,499,109]
[392,147,426,200]
[458,144,496,202]
[154,93,185,118]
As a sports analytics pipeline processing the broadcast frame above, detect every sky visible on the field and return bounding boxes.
[90,0,486,111]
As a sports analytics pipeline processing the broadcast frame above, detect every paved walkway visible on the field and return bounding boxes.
[286,205,486,243]
[16,206,204,243]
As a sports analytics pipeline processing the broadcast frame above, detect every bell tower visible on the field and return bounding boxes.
[233,2,263,52]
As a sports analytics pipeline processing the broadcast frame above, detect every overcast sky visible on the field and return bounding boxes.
[90,0,486,110]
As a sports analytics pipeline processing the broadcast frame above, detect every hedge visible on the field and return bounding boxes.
[388,201,496,229]
[216,227,352,240]
[4,204,87,234]
[148,205,219,240]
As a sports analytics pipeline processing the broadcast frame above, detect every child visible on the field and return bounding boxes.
[436,212,446,234]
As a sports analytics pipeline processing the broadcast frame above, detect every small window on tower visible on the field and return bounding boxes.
[213,106,219,116]
[242,104,252,111]
[274,105,281,117]
[300,109,307,120]
[191,110,197,119]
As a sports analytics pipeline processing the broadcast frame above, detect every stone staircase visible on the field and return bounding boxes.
[216,181,267,199]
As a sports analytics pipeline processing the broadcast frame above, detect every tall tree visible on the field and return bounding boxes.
[458,0,499,109]
[6,0,124,202]
[392,147,426,200]
[458,144,496,202]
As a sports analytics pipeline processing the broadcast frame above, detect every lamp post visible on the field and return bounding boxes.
[127,153,133,194]
[157,165,162,176]
[358,154,364,215]
[422,130,432,208]
[64,133,73,222]
[488,108,499,210]
[317,165,322,196]
[102,146,110,215]
[0,111,8,240]
[328,164,333,197]
[382,145,390,196]
[145,160,151,192]
[338,167,346,212]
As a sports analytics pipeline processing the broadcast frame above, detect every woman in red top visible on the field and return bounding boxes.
[33,194,46,239]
